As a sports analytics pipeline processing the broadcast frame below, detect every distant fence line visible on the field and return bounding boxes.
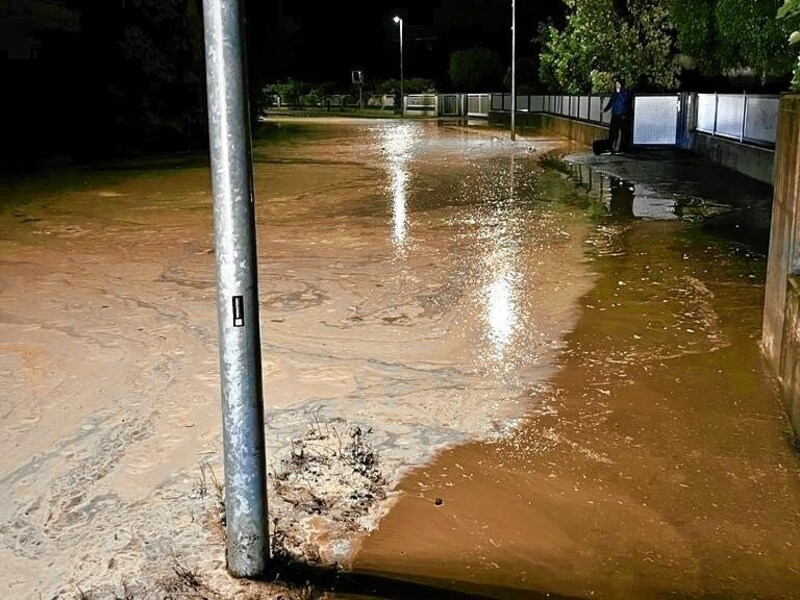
[488,92,779,148]
[264,91,779,148]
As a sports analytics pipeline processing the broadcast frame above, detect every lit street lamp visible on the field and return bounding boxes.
[393,15,404,117]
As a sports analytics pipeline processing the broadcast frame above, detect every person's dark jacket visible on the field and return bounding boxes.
[604,90,630,117]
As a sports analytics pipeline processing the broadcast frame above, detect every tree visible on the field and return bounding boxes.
[377,78,437,94]
[538,0,677,93]
[449,47,505,91]
[669,0,795,85]
[668,0,718,73]
[625,0,676,90]
[504,57,542,93]
[778,0,800,89]
[116,0,206,148]
[66,0,208,154]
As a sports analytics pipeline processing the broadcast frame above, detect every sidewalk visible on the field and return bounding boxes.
[562,147,774,253]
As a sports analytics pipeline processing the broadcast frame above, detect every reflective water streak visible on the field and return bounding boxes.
[378,122,421,255]
[481,155,522,363]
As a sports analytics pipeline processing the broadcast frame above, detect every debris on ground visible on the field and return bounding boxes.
[269,418,387,567]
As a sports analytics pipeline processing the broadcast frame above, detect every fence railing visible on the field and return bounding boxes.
[694,93,778,146]
[405,93,438,117]
[491,94,613,126]
[492,92,779,149]
[467,94,492,117]
[439,94,463,116]
[264,90,779,149]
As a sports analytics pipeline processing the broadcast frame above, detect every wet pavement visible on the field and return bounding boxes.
[1,118,798,599]
[564,148,774,251]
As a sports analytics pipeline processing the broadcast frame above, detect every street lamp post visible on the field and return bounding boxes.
[200,0,269,577]
[393,15,404,117]
[511,0,516,141]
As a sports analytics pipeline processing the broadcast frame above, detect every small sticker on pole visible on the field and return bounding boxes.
[232,295,244,327]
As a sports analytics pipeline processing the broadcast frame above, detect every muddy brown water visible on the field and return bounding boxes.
[1,119,798,599]
[349,135,800,598]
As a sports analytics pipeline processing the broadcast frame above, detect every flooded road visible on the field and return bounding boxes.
[0,119,797,598]
[1,119,595,597]
[352,143,800,598]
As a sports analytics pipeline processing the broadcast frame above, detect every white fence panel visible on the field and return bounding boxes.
[491,94,504,111]
[600,96,611,125]
[715,94,745,140]
[589,97,602,122]
[697,94,716,133]
[744,96,779,145]
[467,94,490,117]
[439,94,462,116]
[578,96,590,120]
[530,95,544,112]
[405,94,437,117]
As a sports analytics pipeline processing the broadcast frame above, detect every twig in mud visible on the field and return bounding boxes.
[312,406,325,438]
[331,426,343,457]
[205,464,224,505]
[158,552,224,600]
[114,579,135,600]
[270,460,288,482]
[198,462,226,531]
[193,464,208,499]
[73,585,91,600]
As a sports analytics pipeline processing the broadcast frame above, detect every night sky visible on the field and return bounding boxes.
[1,0,565,165]
[262,0,565,84]
[2,0,565,87]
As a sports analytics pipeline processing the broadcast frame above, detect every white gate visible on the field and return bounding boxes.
[467,94,491,118]
[405,94,438,117]
[632,95,679,146]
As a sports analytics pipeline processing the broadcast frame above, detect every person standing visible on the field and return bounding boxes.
[603,77,630,153]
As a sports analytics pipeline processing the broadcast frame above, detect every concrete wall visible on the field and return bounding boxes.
[691,133,775,185]
[488,112,607,147]
[763,94,800,439]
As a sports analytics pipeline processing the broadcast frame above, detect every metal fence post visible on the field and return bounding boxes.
[201,0,269,578]
[741,91,748,143]
[713,92,719,137]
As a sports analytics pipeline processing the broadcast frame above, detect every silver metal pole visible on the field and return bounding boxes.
[511,0,516,141]
[201,0,268,578]
[740,91,747,142]
[400,18,404,118]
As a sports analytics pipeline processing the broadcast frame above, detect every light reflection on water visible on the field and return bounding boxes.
[377,122,422,255]
[376,126,538,371]
[390,167,408,248]
[484,249,520,357]
[566,161,735,222]
[480,155,523,364]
